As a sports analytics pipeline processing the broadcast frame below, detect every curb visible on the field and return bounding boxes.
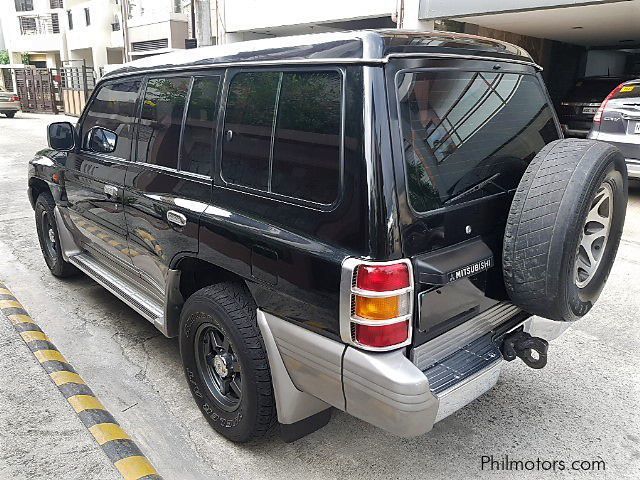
[0,282,163,480]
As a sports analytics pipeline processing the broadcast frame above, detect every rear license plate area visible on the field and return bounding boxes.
[582,106,598,114]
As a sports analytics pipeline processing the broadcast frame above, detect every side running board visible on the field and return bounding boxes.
[68,253,165,332]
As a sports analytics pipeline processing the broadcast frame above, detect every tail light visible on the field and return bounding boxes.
[340,259,414,351]
[593,83,624,123]
[10,95,20,102]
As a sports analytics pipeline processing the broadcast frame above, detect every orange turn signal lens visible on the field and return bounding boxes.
[355,295,400,320]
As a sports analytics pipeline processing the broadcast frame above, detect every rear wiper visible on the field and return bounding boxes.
[444,173,503,205]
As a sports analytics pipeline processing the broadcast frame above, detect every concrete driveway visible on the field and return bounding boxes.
[1,113,639,479]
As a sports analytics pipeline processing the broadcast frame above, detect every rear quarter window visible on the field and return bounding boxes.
[221,69,343,206]
[396,70,558,213]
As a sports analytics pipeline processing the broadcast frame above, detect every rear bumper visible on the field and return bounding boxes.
[258,308,565,437]
[0,101,20,111]
[626,159,640,179]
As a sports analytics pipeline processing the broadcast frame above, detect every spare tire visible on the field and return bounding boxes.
[503,139,627,322]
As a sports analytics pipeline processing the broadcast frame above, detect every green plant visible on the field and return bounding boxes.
[0,50,9,65]
[21,52,30,65]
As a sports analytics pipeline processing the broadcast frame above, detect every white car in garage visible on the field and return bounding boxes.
[0,85,20,118]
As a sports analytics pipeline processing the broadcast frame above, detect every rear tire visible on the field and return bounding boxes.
[503,139,627,322]
[4,111,16,118]
[179,282,276,442]
[35,192,78,278]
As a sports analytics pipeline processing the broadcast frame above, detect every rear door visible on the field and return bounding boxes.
[386,58,561,345]
[63,79,141,267]
[594,81,640,160]
[122,73,221,295]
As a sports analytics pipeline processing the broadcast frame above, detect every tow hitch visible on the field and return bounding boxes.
[500,330,549,369]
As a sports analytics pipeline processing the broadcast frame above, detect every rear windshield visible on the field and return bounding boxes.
[611,82,640,100]
[566,78,623,102]
[396,70,558,213]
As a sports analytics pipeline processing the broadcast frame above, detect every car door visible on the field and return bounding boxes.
[63,79,141,267]
[123,73,222,295]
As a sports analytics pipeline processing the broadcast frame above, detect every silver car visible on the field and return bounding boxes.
[588,79,640,179]
[0,85,20,118]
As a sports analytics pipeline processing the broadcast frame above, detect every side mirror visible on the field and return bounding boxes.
[47,122,76,152]
[87,126,118,154]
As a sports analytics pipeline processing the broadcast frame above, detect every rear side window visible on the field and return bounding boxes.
[221,70,343,205]
[137,77,190,169]
[180,76,221,176]
[222,72,279,189]
[82,80,141,159]
[271,72,341,204]
[396,70,558,213]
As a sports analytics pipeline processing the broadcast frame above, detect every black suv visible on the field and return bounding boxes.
[28,30,628,443]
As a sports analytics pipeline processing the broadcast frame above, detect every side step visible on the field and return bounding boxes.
[68,253,165,330]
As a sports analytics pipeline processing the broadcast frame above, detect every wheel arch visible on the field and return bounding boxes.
[28,177,53,209]
[165,256,250,337]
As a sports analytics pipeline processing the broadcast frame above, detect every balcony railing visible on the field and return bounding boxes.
[50,0,64,9]
[18,14,60,35]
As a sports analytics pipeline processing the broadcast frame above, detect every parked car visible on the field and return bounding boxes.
[0,84,20,118]
[27,30,628,443]
[558,76,628,138]
[588,79,640,180]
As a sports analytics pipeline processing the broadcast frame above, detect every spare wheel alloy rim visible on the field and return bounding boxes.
[575,181,613,288]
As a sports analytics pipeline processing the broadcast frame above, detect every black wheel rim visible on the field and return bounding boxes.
[40,210,57,259]
[194,321,242,412]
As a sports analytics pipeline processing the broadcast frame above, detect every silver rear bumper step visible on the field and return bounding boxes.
[68,253,164,329]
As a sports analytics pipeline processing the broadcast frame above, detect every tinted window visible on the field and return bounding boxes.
[397,71,557,213]
[82,80,141,160]
[271,71,341,204]
[567,78,624,102]
[180,76,221,176]
[222,72,279,189]
[137,77,190,169]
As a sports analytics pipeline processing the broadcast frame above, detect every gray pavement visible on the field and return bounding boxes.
[0,112,639,479]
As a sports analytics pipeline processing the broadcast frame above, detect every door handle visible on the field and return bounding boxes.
[104,184,118,198]
[167,210,187,227]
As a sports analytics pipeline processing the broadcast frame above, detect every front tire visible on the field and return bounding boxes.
[35,192,78,278]
[5,111,16,118]
[179,282,276,442]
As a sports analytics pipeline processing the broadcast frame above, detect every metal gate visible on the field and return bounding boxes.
[61,65,96,117]
[14,68,60,114]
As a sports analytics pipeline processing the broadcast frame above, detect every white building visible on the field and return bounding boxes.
[1,0,192,73]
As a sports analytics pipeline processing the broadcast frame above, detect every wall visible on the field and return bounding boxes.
[224,0,395,32]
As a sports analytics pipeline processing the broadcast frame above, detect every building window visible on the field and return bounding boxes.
[18,16,37,35]
[111,16,120,31]
[51,13,60,33]
[14,0,34,12]
[50,0,64,9]
[67,10,73,30]
[84,8,90,26]
[173,0,181,13]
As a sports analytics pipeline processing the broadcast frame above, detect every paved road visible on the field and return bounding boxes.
[1,113,639,479]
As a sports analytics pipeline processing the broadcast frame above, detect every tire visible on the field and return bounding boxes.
[503,139,627,322]
[34,192,78,278]
[179,282,276,442]
[5,111,16,118]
